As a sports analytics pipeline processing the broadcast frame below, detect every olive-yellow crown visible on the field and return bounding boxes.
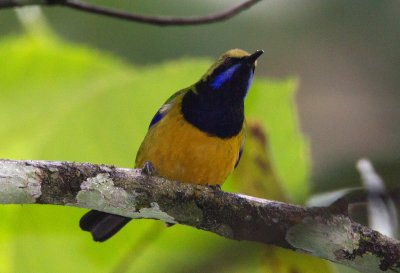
[203,48,256,78]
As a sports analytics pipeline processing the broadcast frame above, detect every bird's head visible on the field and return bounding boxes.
[182,49,263,137]
[196,49,264,103]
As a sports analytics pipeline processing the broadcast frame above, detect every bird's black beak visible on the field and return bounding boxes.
[245,50,264,65]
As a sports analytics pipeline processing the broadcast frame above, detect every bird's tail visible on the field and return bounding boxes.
[80,210,131,242]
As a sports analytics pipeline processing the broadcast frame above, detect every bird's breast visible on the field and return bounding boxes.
[135,99,245,185]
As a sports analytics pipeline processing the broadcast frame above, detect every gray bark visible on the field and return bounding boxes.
[0,159,399,273]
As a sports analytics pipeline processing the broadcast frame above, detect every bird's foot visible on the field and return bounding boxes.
[141,161,157,176]
[207,184,222,191]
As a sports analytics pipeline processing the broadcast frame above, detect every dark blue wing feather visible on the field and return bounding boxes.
[148,89,186,129]
[234,135,246,168]
[234,146,244,168]
[149,111,163,129]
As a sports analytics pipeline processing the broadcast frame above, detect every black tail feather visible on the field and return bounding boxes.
[80,210,131,242]
[80,210,106,231]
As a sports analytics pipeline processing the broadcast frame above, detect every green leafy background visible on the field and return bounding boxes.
[0,31,353,272]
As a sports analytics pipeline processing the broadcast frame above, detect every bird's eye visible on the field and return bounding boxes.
[223,57,232,65]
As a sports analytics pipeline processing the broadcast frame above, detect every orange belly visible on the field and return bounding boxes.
[135,100,244,185]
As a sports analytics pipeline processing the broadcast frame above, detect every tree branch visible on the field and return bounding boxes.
[0,159,399,273]
[0,0,262,26]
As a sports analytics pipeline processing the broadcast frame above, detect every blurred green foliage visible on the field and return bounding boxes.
[0,32,315,272]
[245,80,310,202]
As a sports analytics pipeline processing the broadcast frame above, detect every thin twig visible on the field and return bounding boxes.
[0,0,262,26]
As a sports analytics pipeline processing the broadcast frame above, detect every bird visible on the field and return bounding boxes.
[80,48,264,242]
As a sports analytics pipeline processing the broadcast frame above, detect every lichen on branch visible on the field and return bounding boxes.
[0,159,399,273]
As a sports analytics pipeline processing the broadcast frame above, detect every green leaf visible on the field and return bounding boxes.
[245,79,311,202]
[0,34,310,272]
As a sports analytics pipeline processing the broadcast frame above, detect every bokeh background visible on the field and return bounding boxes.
[1,1,399,273]
[3,0,399,190]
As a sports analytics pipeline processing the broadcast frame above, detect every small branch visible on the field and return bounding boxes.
[0,159,399,272]
[0,0,262,26]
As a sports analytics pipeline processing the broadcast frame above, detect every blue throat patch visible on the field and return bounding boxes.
[210,64,241,89]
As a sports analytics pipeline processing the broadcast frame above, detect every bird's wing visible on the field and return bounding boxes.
[148,89,186,129]
[234,128,246,168]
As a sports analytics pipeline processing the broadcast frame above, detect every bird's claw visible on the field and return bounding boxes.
[208,184,222,191]
[142,161,157,175]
